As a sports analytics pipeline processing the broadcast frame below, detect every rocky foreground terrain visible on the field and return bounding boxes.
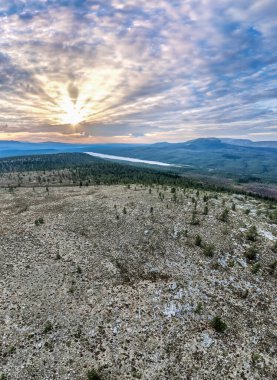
[0,185,276,379]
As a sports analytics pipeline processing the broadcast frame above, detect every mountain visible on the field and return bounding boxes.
[0,138,277,183]
[220,138,277,148]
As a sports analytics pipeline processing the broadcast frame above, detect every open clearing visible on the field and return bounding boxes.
[0,185,276,379]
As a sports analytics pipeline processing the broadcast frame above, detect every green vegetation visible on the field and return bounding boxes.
[87,369,102,380]
[211,316,228,333]
[251,262,261,274]
[219,208,229,222]
[195,235,202,247]
[268,260,277,275]
[0,152,276,201]
[43,321,53,334]
[203,243,215,257]
[246,225,258,241]
[8,346,16,355]
[195,302,203,314]
[190,210,200,225]
[35,217,44,226]
[203,205,209,215]
[245,245,258,262]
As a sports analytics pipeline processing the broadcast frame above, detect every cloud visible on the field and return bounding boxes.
[0,0,276,142]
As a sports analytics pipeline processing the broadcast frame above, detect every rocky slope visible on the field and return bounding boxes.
[0,185,276,379]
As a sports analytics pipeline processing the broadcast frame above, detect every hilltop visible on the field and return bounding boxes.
[0,182,276,379]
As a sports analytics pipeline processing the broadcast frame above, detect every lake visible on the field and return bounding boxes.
[85,151,176,167]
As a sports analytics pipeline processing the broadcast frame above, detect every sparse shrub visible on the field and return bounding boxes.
[77,265,82,274]
[245,245,258,262]
[251,353,260,365]
[268,260,277,275]
[195,235,202,247]
[0,374,7,380]
[228,259,235,268]
[268,209,277,224]
[222,226,228,235]
[211,316,227,333]
[8,346,16,355]
[203,205,209,215]
[195,302,203,314]
[203,243,215,257]
[149,188,152,194]
[272,240,277,252]
[251,262,261,274]
[231,203,236,211]
[35,217,44,226]
[219,208,229,222]
[211,262,220,270]
[43,321,53,334]
[150,206,153,213]
[74,326,82,339]
[245,209,250,215]
[191,210,200,225]
[123,207,127,214]
[171,187,176,193]
[246,225,258,241]
[55,253,61,260]
[238,289,249,299]
[87,369,102,380]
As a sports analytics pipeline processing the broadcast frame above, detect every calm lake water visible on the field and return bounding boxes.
[85,151,176,167]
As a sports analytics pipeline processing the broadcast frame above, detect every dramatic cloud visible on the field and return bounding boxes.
[0,0,276,142]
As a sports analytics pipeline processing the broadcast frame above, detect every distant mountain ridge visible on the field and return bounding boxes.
[1,137,276,157]
[0,137,276,183]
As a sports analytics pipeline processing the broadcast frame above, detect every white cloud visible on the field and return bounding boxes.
[0,0,276,142]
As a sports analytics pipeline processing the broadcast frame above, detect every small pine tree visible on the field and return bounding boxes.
[246,225,258,242]
[195,235,202,247]
[245,245,257,261]
[87,369,102,380]
[203,205,209,215]
[211,316,227,333]
[203,243,215,257]
[219,208,229,222]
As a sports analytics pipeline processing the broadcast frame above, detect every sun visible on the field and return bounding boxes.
[60,99,84,125]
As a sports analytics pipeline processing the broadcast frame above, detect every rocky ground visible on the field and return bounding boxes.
[0,185,276,380]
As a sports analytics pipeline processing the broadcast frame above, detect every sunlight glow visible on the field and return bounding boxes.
[59,99,84,125]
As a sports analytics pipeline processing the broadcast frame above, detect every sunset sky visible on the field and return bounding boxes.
[0,0,276,143]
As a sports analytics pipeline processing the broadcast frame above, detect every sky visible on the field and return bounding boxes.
[0,0,276,143]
